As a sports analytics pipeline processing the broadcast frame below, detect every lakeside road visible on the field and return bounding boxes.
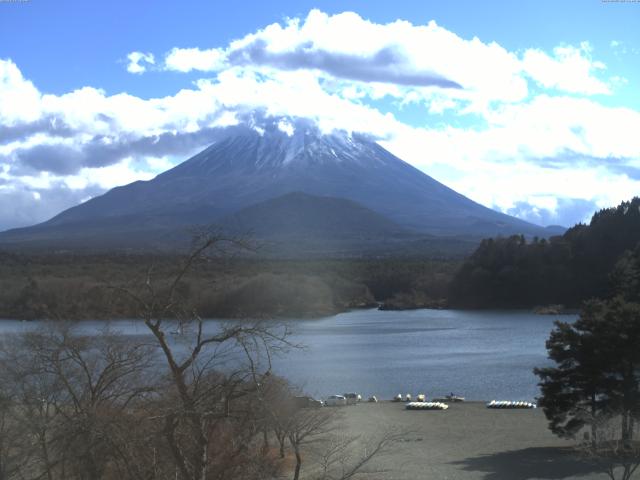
[325,402,610,480]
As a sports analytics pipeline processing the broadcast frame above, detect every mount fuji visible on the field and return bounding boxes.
[0,118,560,254]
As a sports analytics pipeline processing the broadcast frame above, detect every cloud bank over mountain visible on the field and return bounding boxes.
[1,9,638,230]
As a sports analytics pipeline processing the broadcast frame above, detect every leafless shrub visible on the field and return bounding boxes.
[578,415,640,480]
[309,428,405,480]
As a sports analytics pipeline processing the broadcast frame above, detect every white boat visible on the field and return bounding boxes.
[325,395,347,406]
[342,392,360,405]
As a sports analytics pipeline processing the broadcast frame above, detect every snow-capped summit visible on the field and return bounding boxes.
[170,118,384,175]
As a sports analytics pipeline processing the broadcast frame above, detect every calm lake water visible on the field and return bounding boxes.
[0,309,575,402]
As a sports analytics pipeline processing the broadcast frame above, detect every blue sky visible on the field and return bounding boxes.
[1,0,639,230]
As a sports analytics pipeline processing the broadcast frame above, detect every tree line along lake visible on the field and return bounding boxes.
[0,308,574,402]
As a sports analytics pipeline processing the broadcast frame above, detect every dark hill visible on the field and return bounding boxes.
[223,192,407,238]
[221,192,478,257]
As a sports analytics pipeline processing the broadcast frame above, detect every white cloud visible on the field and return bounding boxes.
[609,39,639,57]
[164,47,225,72]
[145,155,176,174]
[505,197,598,227]
[379,94,640,225]
[154,9,614,115]
[65,158,156,190]
[159,11,526,108]
[522,42,610,95]
[0,179,105,230]
[0,58,43,123]
[126,51,155,74]
[484,95,640,160]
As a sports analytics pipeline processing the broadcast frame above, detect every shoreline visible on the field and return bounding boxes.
[0,305,579,322]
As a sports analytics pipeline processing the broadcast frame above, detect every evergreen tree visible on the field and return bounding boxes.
[611,246,640,303]
[535,298,640,446]
[451,197,640,308]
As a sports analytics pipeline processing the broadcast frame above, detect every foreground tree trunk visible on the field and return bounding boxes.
[292,445,302,480]
[115,232,291,480]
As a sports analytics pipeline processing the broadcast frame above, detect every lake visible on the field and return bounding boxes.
[0,308,575,402]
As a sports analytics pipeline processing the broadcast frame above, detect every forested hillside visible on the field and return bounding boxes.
[449,198,640,308]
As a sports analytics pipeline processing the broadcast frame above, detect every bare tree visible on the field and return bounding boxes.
[0,324,156,480]
[281,405,405,480]
[260,375,295,459]
[579,415,640,480]
[0,331,66,480]
[286,407,338,480]
[113,232,293,480]
[259,374,406,480]
[310,429,405,480]
[0,389,30,480]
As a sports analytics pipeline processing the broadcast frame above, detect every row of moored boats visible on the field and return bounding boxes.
[325,393,537,410]
[394,393,465,403]
[400,396,537,411]
[486,400,537,409]
[406,401,449,410]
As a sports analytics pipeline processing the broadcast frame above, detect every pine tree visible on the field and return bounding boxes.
[535,298,640,446]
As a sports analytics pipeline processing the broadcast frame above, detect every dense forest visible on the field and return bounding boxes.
[0,251,458,320]
[449,197,640,308]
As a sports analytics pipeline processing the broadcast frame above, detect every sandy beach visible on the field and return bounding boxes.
[324,402,612,480]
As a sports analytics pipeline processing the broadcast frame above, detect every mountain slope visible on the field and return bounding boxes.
[0,118,553,252]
